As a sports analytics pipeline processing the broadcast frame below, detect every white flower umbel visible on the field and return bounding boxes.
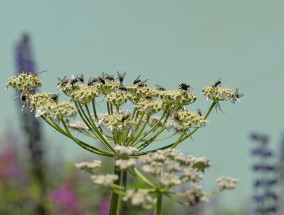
[114,145,138,156]
[185,185,208,206]
[75,160,102,174]
[217,177,238,190]
[123,189,153,207]
[115,158,136,170]
[90,174,119,187]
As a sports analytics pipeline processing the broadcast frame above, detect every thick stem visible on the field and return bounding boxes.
[109,165,127,215]
[155,194,163,215]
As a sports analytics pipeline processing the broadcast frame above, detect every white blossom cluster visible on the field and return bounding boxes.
[217,177,238,190]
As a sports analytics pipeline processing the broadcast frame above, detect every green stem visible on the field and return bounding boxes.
[78,103,114,153]
[130,167,155,188]
[109,166,127,215]
[92,100,98,121]
[140,101,218,152]
[171,130,187,149]
[41,116,113,156]
[155,194,163,215]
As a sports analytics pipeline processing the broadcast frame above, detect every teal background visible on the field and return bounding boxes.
[1,0,284,212]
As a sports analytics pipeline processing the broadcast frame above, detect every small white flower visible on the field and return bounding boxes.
[75,160,101,169]
[217,177,238,190]
[90,174,118,187]
[185,185,208,205]
[159,172,181,187]
[115,158,136,170]
[183,169,202,182]
[114,145,138,156]
[123,189,153,206]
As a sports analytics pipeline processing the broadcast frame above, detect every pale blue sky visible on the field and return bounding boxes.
[1,0,284,211]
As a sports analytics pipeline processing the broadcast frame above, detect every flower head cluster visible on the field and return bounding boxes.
[75,160,101,174]
[137,149,209,187]
[123,189,153,208]
[217,177,238,190]
[5,72,41,91]
[98,112,136,132]
[35,99,77,119]
[160,90,196,110]
[106,91,128,107]
[171,110,206,130]
[114,146,138,157]
[184,185,208,206]
[202,86,239,103]
[67,84,98,105]
[90,174,119,187]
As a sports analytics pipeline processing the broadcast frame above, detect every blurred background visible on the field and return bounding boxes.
[1,1,284,214]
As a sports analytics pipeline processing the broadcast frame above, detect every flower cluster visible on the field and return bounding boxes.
[217,177,238,190]
[5,72,242,214]
[202,86,237,102]
[5,72,42,91]
[76,149,237,210]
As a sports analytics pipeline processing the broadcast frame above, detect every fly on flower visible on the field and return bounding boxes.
[155,84,166,91]
[178,83,191,92]
[197,108,202,116]
[117,71,126,84]
[133,75,148,85]
[70,74,84,85]
[87,77,99,86]
[231,88,244,104]
[57,76,69,88]
[105,73,115,82]
[212,78,221,88]
[98,72,106,84]
[20,90,31,102]
[119,85,128,92]
[51,94,59,102]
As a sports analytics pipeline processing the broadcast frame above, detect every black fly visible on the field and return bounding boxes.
[178,83,191,91]
[70,74,84,85]
[51,94,59,102]
[119,85,128,92]
[155,85,166,91]
[197,108,202,116]
[137,81,148,88]
[57,76,69,88]
[76,74,84,83]
[105,73,114,82]
[235,88,244,99]
[98,72,106,84]
[20,90,31,102]
[117,71,126,84]
[212,78,221,88]
[133,75,148,87]
[88,77,99,86]
[232,88,244,103]
[133,75,141,84]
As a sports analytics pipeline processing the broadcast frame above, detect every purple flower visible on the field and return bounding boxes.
[254,179,278,187]
[98,199,110,215]
[49,186,83,215]
[251,133,269,144]
[252,164,278,172]
[15,34,36,74]
[0,146,22,179]
[251,147,273,157]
